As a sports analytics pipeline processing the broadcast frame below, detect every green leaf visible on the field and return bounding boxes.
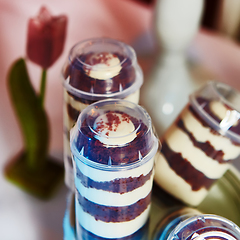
[8,58,49,169]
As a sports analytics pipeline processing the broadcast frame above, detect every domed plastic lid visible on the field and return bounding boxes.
[62,38,143,101]
[190,81,240,143]
[167,214,240,240]
[70,99,159,170]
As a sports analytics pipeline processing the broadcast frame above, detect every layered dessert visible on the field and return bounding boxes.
[167,214,240,240]
[70,99,159,239]
[153,207,201,240]
[62,38,143,190]
[154,81,240,206]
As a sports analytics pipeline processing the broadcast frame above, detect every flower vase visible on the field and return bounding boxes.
[4,59,64,199]
[4,7,67,199]
[141,0,204,137]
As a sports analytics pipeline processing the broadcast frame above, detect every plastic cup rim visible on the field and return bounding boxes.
[189,81,240,143]
[71,136,159,171]
[70,98,160,171]
[167,214,240,240]
[62,37,143,100]
[62,66,143,100]
[69,37,137,68]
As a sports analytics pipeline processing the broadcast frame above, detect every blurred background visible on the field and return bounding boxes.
[1,0,240,239]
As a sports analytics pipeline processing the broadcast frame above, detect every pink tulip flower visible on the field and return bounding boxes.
[26,6,67,69]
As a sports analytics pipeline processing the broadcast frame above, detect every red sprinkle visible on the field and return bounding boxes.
[86,52,118,66]
[95,112,131,136]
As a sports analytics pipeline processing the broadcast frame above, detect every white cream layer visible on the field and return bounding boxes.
[93,112,137,145]
[64,89,140,115]
[74,154,154,182]
[124,89,140,104]
[63,89,140,132]
[75,172,153,207]
[86,53,122,80]
[182,107,240,160]
[154,151,208,206]
[165,125,229,179]
[63,89,89,114]
[76,202,150,239]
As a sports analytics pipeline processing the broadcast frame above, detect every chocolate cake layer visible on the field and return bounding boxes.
[161,141,216,191]
[76,111,152,165]
[76,164,153,193]
[67,103,81,122]
[76,190,151,222]
[177,116,226,163]
[67,52,136,94]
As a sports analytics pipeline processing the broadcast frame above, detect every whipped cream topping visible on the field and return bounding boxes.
[93,112,137,145]
[85,52,122,80]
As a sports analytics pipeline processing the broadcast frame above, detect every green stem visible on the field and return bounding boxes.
[7,59,49,170]
[39,69,47,107]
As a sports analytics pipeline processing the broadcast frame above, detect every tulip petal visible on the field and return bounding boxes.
[26,7,67,68]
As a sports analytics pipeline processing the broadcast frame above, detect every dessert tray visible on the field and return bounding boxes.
[63,165,240,240]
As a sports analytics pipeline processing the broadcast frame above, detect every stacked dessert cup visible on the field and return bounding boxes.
[154,81,240,206]
[62,37,143,191]
[153,207,240,240]
[70,99,160,239]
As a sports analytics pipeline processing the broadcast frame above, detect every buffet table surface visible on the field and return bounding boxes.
[1,29,240,240]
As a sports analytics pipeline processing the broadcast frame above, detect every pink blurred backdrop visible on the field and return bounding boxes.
[0,0,153,164]
[1,0,240,168]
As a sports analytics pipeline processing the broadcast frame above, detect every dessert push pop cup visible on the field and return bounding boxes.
[70,99,159,240]
[153,207,240,240]
[153,208,202,240]
[167,214,240,240]
[154,81,240,206]
[62,37,143,191]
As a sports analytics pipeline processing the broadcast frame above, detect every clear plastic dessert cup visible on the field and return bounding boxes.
[62,37,143,191]
[70,99,159,240]
[153,208,240,240]
[153,207,201,240]
[154,81,240,206]
[167,214,240,240]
